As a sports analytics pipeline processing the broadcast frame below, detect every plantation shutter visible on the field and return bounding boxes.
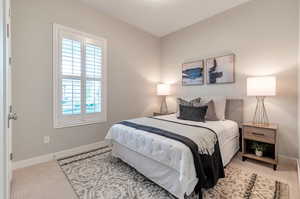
[85,44,102,113]
[53,24,107,128]
[61,38,82,115]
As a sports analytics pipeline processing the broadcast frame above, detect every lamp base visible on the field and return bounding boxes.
[252,96,269,125]
[160,96,168,114]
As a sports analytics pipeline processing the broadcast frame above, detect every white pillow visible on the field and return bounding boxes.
[200,97,227,120]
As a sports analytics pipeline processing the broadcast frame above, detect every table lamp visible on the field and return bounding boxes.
[247,76,276,125]
[157,83,170,114]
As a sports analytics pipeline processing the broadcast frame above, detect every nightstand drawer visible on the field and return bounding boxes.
[244,127,275,144]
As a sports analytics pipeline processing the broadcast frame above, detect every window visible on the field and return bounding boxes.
[53,24,107,128]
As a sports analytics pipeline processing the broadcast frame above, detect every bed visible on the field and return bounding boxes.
[105,99,243,199]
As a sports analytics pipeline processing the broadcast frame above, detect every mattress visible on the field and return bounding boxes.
[106,114,239,198]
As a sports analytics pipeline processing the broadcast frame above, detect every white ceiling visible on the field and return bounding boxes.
[80,0,251,37]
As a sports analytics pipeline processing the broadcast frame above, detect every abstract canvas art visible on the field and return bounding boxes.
[182,60,204,86]
[206,54,235,84]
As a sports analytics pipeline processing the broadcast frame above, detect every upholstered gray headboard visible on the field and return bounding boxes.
[177,96,243,126]
[225,99,243,127]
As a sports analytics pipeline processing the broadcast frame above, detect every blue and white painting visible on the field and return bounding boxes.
[182,60,204,86]
[206,54,235,84]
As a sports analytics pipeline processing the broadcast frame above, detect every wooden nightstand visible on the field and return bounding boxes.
[242,122,278,170]
[153,112,175,116]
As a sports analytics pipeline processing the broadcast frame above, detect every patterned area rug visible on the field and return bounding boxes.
[57,146,289,199]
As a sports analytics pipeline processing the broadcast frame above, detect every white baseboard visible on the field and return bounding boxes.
[278,154,299,166]
[12,140,108,170]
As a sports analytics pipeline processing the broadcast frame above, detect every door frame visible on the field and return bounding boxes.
[0,0,9,198]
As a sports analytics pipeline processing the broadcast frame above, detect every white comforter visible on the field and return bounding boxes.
[105,114,238,197]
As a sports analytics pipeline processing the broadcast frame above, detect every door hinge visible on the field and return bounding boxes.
[9,8,11,17]
[10,153,13,161]
[8,105,17,128]
[9,57,12,65]
[6,23,10,38]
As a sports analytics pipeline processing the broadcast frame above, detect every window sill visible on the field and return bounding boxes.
[54,119,106,129]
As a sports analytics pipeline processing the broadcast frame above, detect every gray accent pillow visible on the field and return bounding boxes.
[176,97,201,117]
[205,100,219,121]
[178,104,208,122]
[200,97,227,120]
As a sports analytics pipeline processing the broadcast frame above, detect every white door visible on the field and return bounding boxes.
[1,0,12,198]
[0,1,6,198]
[5,0,15,198]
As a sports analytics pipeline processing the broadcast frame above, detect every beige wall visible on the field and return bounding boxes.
[12,0,300,160]
[161,0,299,157]
[11,0,161,161]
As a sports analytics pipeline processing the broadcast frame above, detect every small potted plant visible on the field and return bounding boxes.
[251,142,267,157]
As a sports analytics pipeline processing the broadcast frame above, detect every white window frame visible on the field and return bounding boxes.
[53,24,107,128]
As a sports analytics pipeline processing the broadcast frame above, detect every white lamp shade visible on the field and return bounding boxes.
[157,84,170,96]
[247,76,276,96]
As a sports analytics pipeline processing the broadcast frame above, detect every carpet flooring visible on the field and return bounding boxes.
[11,147,299,199]
[56,146,289,199]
